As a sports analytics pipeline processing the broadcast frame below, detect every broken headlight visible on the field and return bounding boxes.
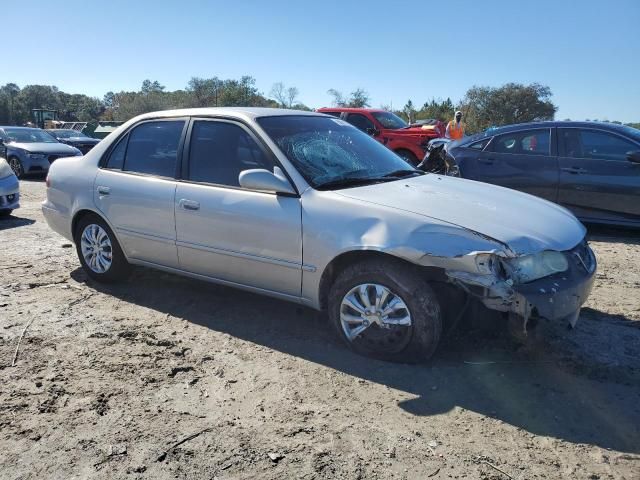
[503,251,568,284]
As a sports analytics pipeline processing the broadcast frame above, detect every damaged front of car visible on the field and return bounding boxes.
[329,173,597,335]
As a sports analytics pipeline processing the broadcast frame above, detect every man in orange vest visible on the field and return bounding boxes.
[445,110,465,140]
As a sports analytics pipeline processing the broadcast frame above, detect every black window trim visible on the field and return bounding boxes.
[488,127,554,156]
[466,137,493,151]
[558,126,640,161]
[345,112,375,131]
[178,116,300,197]
[98,117,189,180]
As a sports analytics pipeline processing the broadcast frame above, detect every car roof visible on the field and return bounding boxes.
[316,107,386,113]
[480,120,631,135]
[132,107,326,123]
[0,126,42,130]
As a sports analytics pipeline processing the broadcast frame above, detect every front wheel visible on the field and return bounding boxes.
[328,258,442,363]
[8,157,24,178]
[74,214,130,282]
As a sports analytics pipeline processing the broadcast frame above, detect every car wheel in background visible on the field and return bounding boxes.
[8,157,24,178]
[395,149,418,166]
[328,258,442,363]
[74,213,130,282]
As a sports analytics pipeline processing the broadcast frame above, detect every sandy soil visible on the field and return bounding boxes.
[1,180,639,480]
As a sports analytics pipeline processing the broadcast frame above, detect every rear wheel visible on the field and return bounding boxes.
[8,157,24,178]
[74,214,130,282]
[396,149,418,166]
[328,258,442,362]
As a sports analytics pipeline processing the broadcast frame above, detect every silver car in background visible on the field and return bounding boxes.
[42,108,596,362]
[0,156,19,217]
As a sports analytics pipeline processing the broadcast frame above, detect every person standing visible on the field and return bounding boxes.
[445,111,465,140]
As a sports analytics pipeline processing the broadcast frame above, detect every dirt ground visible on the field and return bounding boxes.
[1,180,639,480]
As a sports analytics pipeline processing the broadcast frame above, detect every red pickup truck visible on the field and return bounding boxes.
[317,107,442,165]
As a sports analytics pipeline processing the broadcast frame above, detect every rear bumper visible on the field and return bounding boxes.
[0,175,19,211]
[42,201,73,241]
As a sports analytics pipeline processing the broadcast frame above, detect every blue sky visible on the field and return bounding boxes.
[7,0,640,121]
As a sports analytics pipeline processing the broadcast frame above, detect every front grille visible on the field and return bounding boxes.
[569,240,595,273]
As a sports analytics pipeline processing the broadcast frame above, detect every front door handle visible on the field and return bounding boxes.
[96,186,110,195]
[561,167,587,174]
[478,158,494,165]
[179,199,200,211]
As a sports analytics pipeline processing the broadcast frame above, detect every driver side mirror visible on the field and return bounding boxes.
[627,151,640,164]
[365,127,380,137]
[239,167,297,195]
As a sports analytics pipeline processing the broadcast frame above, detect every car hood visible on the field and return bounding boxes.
[386,126,438,137]
[335,174,585,256]
[8,142,78,154]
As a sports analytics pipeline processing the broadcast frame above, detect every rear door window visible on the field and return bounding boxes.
[345,113,375,132]
[123,120,185,177]
[105,134,128,169]
[493,129,550,156]
[566,129,638,161]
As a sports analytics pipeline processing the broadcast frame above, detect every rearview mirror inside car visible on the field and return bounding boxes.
[626,151,640,164]
[239,168,297,195]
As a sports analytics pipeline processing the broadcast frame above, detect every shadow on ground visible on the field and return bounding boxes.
[70,266,640,454]
[0,215,35,231]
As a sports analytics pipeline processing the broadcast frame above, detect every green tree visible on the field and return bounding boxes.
[348,88,370,108]
[460,83,557,133]
[327,88,347,107]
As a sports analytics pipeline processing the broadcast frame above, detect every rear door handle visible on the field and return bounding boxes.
[478,158,494,165]
[179,199,200,211]
[561,167,587,174]
[96,186,110,195]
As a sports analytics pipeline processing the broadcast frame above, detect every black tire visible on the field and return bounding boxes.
[8,157,24,179]
[396,149,418,166]
[74,213,130,282]
[0,209,12,218]
[328,258,442,363]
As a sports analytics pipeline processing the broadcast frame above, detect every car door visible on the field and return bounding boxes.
[558,127,640,223]
[472,128,559,202]
[345,113,380,139]
[94,119,187,268]
[174,118,303,297]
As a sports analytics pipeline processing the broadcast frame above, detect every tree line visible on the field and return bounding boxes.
[0,79,637,133]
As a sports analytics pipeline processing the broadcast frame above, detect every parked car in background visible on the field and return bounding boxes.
[440,122,640,228]
[47,129,100,154]
[42,108,596,362]
[0,156,19,217]
[317,108,440,165]
[0,127,82,178]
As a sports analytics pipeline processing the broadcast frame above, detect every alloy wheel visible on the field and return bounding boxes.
[8,157,23,177]
[80,224,113,274]
[339,283,412,353]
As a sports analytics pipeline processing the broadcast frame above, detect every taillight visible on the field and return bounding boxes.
[45,175,51,188]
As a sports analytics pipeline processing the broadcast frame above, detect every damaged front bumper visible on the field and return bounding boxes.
[446,241,596,329]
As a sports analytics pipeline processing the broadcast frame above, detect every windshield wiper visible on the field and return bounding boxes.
[314,176,389,190]
[382,169,424,178]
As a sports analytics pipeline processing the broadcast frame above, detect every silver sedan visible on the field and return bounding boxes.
[42,108,596,362]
